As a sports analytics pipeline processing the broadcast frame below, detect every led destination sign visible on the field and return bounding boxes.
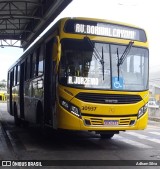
[75,24,135,40]
[65,20,147,42]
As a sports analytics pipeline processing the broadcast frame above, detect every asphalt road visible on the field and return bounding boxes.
[0,102,160,169]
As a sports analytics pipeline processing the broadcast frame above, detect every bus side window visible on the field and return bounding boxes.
[12,68,14,86]
[32,49,39,78]
[7,72,10,89]
[36,47,40,77]
[24,58,27,81]
[38,45,44,76]
[26,55,31,80]
[30,53,34,79]
[14,66,17,86]
[29,48,40,78]
[17,65,20,85]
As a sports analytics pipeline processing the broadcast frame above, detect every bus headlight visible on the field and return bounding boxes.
[137,103,148,119]
[70,105,80,117]
[61,100,69,109]
[60,98,81,118]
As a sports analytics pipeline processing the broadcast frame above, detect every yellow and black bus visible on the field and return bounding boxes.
[7,17,149,139]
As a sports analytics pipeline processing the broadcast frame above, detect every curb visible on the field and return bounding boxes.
[149,117,160,122]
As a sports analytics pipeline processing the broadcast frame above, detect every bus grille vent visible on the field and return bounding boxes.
[76,93,142,104]
[90,118,103,125]
[84,118,135,126]
[119,118,131,125]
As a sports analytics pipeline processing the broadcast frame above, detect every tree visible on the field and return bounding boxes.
[0,80,7,89]
[0,83,6,88]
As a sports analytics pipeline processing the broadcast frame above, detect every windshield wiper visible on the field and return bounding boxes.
[117,41,134,66]
[102,46,104,80]
[84,36,105,80]
[117,48,120,81]
[117,41,134,81]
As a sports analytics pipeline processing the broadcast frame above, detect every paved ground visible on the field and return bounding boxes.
[0,102,160,169]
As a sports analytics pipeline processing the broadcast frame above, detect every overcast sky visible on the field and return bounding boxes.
[0,0,160,80]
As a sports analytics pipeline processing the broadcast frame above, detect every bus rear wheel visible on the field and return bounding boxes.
[100,133,114,139]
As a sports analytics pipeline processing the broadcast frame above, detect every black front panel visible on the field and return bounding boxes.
[75,92,142,104]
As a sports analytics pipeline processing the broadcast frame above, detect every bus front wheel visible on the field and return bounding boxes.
[100,133,114,139]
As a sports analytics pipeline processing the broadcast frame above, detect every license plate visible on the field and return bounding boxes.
[104,120,119,126]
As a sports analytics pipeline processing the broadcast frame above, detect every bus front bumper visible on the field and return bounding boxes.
[57,106,148,131]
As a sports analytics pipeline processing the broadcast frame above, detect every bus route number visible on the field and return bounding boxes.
[82,106,97,111]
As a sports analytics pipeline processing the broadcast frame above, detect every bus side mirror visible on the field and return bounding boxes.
[53,36,61,72]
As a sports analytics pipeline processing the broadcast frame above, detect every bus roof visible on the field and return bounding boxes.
[64,17,144,30]
[8,17,147,71]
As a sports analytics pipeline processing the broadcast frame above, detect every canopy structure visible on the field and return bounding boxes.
[0,0,72,50]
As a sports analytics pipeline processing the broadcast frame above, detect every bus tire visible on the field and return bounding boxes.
[14,104,21,126]
[100,133,114,139]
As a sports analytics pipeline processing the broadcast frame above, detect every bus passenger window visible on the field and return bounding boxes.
[14,66,17,86]
[7,72,10,88]
[17,65,20,85]
[11,69,14,86]
[26,56,31,80]
[24,59,27,81]
[31,52,37,78]
[36,47,40,77]
[38,45,44,76]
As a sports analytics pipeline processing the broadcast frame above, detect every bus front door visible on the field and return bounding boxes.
[44,38,54,126]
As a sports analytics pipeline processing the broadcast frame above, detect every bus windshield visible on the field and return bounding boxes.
[59,39,149,91]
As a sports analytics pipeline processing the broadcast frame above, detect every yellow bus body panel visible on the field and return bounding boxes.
[58,105,148,131]
[57,85,148,131]
[56,18,149,131]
